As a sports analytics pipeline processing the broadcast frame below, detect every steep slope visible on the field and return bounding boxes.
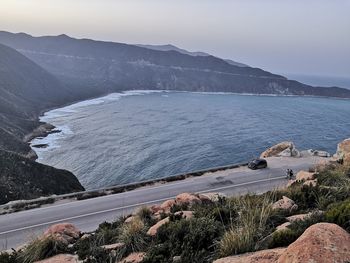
[2,31,348,98]
[0,44,84,203]
[0,150,84,204]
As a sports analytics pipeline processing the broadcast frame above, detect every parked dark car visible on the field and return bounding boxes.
[248,158,267,170]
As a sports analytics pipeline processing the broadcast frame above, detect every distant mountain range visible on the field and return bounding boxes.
[136,44,249,67]
[1,30,350,204]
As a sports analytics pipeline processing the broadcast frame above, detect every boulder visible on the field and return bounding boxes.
[260,142,300,158]
[286,180,297,188]
[213,248,286,263]
[43,223,80,245]
[147,217,170,236]
[215,223,350,263]
[175,193,201,206]
[278,223,350,263]
[117,252,145,263]
[336,138,350,165]
[199,192,226,202]
[160,199,176,213]
[34,254,80,263]
[272,196,298,211]
[303,179,317,187]
[295,170,315,181]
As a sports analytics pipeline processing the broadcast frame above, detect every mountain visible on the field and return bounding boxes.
[136,44,248,67]
[1,31,349,98]
[0,43,84,204]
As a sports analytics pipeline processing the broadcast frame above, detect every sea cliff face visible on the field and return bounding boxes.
[0,150,84,205]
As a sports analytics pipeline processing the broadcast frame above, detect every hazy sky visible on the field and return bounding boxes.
[1,0,349,77]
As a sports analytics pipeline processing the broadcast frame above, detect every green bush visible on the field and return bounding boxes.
[17,236,67,263]
[325,199,350,231]
[144,217,223,263]
[268,229,299,248]
[0,252,18,263]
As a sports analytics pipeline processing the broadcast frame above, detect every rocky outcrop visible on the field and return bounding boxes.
[278,223,350,263]
[117,252,145,263]
[272,196,298,211]
[215,223,350,263]
[295,170,315,181]
[213,248,286,263]
[43,223,81,245]
[34,254,80,263]
[336,138,350,165]
[175,193,202,206]
[0,150,85,205]
[260,142,300,158]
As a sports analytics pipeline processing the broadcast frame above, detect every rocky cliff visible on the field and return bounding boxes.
[0,150,84,205]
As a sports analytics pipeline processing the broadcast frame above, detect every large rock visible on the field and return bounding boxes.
[43,223,80,245]
[117,252,145,263]
[295,170,315,181]
[260,142,300,158]
[175,193,202,206]
[213,248,286,263]
[336,138,350,165]
[272,196,298,211]
[215,223,350,263]
[278,223,350,263]
[160,199,176,213]
[34,254,80,263]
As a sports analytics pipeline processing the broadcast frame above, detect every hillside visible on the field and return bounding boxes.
[0,44,84,203]
[1,31,350,98]
[0,150,84,204]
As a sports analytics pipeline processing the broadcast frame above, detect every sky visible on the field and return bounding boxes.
[1,0,349,78]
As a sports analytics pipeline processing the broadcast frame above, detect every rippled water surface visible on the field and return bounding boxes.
[31,91,350,189]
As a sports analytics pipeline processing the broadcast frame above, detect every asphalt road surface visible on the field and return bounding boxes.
[0,156,324,250]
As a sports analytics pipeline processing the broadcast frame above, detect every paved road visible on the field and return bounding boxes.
[0,156,323,250]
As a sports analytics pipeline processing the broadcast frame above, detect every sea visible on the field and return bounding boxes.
[31,91,350,190]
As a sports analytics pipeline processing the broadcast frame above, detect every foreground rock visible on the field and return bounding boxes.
[43,223,81,245]
[336,138,350,165]
[260,142,300,158]
[279,223,350,263]
[295,170,315,181]
[214,223,350,263]
[117,252,145,263]
[214,248,286,263]
[35,254,80,263]
[272,196,298,211]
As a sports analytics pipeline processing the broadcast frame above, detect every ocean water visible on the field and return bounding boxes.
[31,91,350,189]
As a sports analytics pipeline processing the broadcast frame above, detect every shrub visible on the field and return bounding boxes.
[325,199,350,232]
[136,206,156,226]
[118,216,149,256]
[193,197,237,226]
[218,194,273,257]
[17,236,67,263]
[74,235,114,263]
[144,217,223,263]
[0,252,18,263]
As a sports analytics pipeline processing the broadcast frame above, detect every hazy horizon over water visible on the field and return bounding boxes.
[31,91,350,189]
